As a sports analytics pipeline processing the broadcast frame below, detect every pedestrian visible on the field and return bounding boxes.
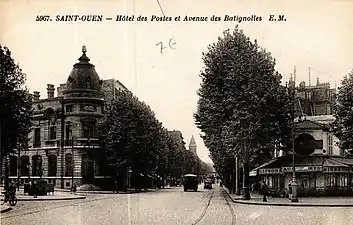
[251,183,255,192]
[33,180,37,198]
[288,183,292,200]
[72,182,77,195]
[262,182,268,202]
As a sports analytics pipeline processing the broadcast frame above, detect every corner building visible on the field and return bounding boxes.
[8,47,128,189]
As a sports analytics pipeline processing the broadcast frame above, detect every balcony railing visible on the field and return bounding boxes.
[64,138,100,147]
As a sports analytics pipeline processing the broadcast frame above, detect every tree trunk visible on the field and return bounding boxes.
[242,140,251,200]
[235,155,241,195]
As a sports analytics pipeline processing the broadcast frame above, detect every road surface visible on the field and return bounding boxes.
[2,184,353,225]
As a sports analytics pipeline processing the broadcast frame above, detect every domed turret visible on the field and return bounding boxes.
[64,46,103,97]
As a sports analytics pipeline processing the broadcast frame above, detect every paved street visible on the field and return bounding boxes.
[2,184,353,225]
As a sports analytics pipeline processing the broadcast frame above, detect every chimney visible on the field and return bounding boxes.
[33,91,40,101]
[47,84,55,98]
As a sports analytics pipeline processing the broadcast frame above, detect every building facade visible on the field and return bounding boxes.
[7,47,128,189]
[295,78,336,116]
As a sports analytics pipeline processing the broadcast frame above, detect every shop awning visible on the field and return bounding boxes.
[323,158,349,167]
[330,157,353,166]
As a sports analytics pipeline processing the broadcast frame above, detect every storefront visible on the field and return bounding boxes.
[250,154,353,197]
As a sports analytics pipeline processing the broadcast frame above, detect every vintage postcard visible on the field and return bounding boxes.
[1,0,353,224]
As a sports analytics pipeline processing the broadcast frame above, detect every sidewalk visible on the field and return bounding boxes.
[223,187,353,207]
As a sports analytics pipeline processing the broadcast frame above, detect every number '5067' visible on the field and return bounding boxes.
[36,15,50,21]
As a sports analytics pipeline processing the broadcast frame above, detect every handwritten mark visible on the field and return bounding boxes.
[156,38,176,54]
[156,0,165,17]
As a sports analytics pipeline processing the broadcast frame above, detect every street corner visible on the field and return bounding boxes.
[0,205,13,213]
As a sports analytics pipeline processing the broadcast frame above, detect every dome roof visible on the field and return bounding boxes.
[65,46,102,93]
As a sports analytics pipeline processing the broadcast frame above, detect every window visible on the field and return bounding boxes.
[50,126,56,140]
[66,105,73,112]
[21,156,30,176]
[9,156,18,176]
[82,123,96,138]
[306,92,312,101]
[32,155,43,176]
[48,155,57,176]
[328,134,333,155]
[65,154,73,177]
[65,124,72,140]
[325,174,348,187]
[34,128,41,147]
[325,174,335,187]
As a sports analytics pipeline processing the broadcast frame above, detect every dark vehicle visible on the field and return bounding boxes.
[204,180,212,189]
[183,174,198,192]
[210,176,215,184]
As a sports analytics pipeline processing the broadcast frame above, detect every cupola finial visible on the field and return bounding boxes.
[82,45,87,54]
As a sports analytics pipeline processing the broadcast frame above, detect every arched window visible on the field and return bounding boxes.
[48,155,57,176]
[21,156,29,176]
[32,155,42,176]
[65,154,73,176]
[45,108,57,140]
[9,156,18,176]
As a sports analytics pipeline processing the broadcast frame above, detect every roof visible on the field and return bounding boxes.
[295,120,328,130]
[251,158,280,172]
[64,46,103,95]
[251,155,353,171]
[323,158,349,167]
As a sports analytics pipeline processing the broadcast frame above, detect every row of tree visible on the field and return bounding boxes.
[194,26,295,199]
[194,25,353,200]
[98,90,212,189]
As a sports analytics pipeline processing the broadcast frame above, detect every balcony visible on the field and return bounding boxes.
[64,138,100,147]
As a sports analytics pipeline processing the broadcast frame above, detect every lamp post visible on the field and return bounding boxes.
[290,81,299,202]
[17,149,21,190]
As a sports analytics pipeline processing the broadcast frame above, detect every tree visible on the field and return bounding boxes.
[0,45,32,187]
[332,71,353,155]
[99,90,164,190]
[194,26,291,200]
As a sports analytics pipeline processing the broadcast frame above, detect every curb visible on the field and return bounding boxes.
[223,188,353,207]
[16,196,86,201]
[0,207,12,213]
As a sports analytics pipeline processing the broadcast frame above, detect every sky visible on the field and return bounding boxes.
[1,0,353,164]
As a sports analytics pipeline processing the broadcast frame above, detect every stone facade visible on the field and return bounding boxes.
[295,78,336,116]
[8,47,128,189]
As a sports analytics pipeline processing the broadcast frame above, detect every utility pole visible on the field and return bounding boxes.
[309,67,311,86]
[290,80,299,202]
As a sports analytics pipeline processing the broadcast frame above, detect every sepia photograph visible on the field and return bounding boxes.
[1,0,353,224]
